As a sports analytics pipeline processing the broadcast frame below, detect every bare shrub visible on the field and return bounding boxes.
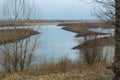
[79,36,108,65]
[29,57,72,75]
[0,0,39,72]
[0,30,38,72]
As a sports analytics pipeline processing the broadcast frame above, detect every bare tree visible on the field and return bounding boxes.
[81,0,120,79]
[0,0,39,72]
[93,0,120,80]
[80,36,105,65]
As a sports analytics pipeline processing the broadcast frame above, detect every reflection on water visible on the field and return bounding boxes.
[0,25,115,64]
[90,28,114,37]
[103,46,114,61]
[90,28,114,61]
[31,25,79,63]
[31,25,114,63]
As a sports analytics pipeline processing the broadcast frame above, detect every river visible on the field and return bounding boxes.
[31,25,80,63]
[0,25,114,64]
[30,24,114,63]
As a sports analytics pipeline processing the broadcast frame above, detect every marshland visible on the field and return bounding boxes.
[0,0,118,80]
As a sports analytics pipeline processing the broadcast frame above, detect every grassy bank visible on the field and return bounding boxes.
[0,28,39,44]
[0,59,113,80]
[73,36,114,49]
[58,21,114,29]
[62,27,108,37]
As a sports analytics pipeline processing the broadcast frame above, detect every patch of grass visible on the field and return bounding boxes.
[1,58,113,80]
[0,28,39,44]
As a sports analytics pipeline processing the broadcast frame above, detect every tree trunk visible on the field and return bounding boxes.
[113,0,120,79]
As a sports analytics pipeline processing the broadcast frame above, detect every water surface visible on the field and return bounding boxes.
[31,25,115,63]
[32,25,79,63]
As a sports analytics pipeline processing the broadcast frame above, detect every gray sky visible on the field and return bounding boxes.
[34,0,95,20]
[0,0,95,20]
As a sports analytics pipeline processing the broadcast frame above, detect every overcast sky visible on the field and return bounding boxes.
[0,0,95,20]
[33,0,95,20]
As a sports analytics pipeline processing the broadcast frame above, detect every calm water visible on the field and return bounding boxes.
[30,25,114,63]
[31,25,80,63]
[0,25,114,64]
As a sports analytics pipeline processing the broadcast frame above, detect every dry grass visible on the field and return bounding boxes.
[37,61,113,80]
[59,21,114,29]
[61,21,114,37]
[29,58,72,76]
[1,58,113,80]
[0,28,39,44]
[63,26,108,35]
[73,36,114,49]
[62,27,108,37]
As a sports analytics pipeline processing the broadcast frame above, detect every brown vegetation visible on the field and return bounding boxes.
[0,58,113,80]
[63,27,108,37]
[59,21,114,29]
[73,36,114,49]
[0,29,39,44]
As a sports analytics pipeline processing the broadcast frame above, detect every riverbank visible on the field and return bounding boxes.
[63,27,108,37]
[73,36,114,49]
[60,21,114,48]
[0,28,39,44]
[58,21,114,29]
